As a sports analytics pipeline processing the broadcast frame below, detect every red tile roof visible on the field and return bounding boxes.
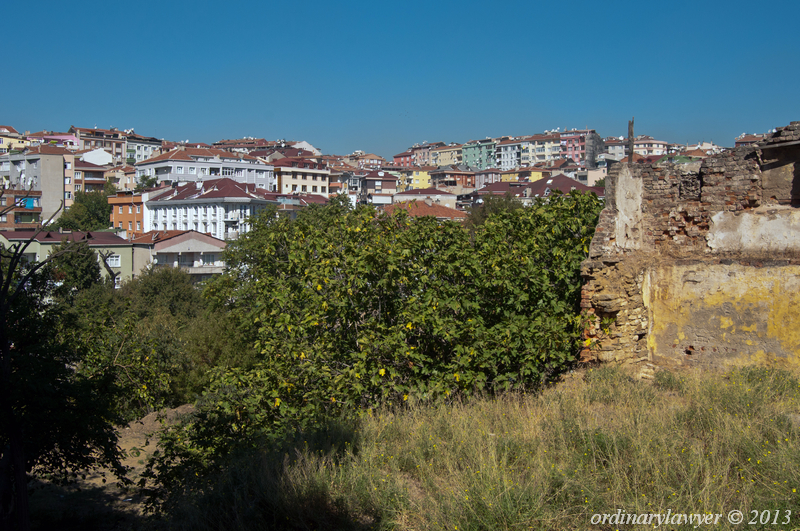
[23,145,74,156]
[384,201,466,220]
[0,125,20,135]
[139,147,260,164]
[395,187,456,196]
[1,230,128,245]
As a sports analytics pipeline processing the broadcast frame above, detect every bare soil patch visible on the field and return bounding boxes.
[29,405,194,531]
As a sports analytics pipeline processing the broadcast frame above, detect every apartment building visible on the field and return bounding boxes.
[272,157,330,197]
[430,144,462,167]
[0,145,74,220]
[136,147,275,190]
[461,139,497,170]
[633,136,668,157]
[69,126,127,165]
[559,129,604,169]
[146,178,281,240]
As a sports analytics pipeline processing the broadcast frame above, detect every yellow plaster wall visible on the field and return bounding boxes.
[647,263,800,369]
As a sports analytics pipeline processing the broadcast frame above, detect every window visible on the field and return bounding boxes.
[65,191,72,200]
[128,221,132,230]
[222,167,234,176]
[75,184,81,192]
[64,176,71,184]
[106,255,121,268]
[118,221,122,228]
[176,166,184,174]
[292,184,297,192]
[201,167,208,175]
[312,175,318,181]
[75,171,82,179]
[136,221,141,230]
[189,167,196,174]
[136,205,141,213]
[321,187,326,193]
[312,186,317,193]
[128,205,132,214]
[301,185,307,192]
[118,206,123,214]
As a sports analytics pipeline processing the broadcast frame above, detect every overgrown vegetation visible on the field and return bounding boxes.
[146,365,800,530]
[54,181,117,231]
[141,192,602,507]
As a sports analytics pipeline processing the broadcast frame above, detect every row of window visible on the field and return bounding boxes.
[289,185,326,193]
[117,205,142,214]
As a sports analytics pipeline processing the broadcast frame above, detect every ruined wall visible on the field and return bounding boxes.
[581,122,800,372]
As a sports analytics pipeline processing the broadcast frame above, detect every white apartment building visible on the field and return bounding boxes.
[272,157,331,198]
[633,136,668,157]
[136,147,275,190]
[145,178,279,240]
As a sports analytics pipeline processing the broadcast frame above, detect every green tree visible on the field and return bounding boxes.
[55,183,115,231]
[0,236,127,531]
[135,174,159,192]
[144,192,603,511]
[464,191,523,232]
[45,239,102,301]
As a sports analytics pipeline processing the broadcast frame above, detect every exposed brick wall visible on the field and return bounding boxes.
[581,122,800,372]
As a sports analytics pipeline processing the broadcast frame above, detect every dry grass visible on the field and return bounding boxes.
[163,365,800,530]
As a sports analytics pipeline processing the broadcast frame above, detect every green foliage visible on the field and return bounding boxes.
[147,365,800,531]
[135,174,159,192]
[44,239,102,300]
[120,266,205,321]
[0,248,127,530]
[464,191,523,232]
[145,191,602,505]
[56,187,114,231]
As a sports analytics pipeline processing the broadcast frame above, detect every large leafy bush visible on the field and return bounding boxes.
[145,192,602,508]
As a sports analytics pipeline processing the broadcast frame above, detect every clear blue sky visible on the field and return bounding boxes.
[4,0,798,159]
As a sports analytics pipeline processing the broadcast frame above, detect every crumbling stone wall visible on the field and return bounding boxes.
[581,122,800,372]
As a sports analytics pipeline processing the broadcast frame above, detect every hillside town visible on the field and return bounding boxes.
[0,122,770,285]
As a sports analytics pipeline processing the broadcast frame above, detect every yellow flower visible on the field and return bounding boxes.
[403,394,409,401]
[379,368,386,377]
[274,397,281,407]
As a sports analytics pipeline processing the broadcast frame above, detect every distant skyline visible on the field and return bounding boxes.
[3,0,798,159]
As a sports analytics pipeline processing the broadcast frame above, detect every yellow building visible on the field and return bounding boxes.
[408,166,436,189]
[501,167,551,183]
[500,169,519,182]
[0,134,31,154]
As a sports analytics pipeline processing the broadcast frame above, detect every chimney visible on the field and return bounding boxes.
[424,198,433,207]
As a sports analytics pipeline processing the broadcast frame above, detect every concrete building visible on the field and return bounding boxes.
[525,134,562,166]
[136,147,275,190]
[272,157,331,197]
[0,190,43,230]
[560,129,604,169]
[0,230,133,286]
[392,187,457,210]
[125,130,163,165]
[146,178,283,240]
[430,143,462,167]
[0,145,74,221]
[69,126,128,165]
[461,139,497,170]
[633,136,668,157]
[132,230,227,282]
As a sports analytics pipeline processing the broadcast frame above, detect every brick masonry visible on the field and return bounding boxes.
[581,122,800,373]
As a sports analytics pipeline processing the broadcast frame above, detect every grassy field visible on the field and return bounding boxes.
[157,365,800,530]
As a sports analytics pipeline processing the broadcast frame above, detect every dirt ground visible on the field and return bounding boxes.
[29,405,194,531]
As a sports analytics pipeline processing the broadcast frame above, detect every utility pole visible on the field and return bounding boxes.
[628,117,635,163]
